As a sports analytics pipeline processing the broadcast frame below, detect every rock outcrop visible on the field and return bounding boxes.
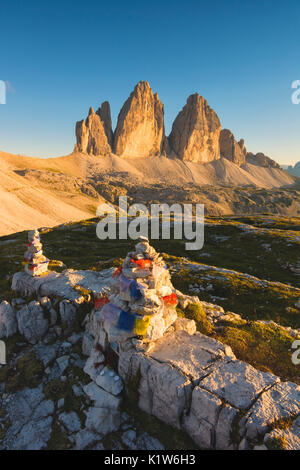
[246,151,280,169]
[168,93,221,163]
[96,101,113,148]
[113,81,165,158]
[75,105,112,157]
[7,266,300,450]
[238,138,247,157]
[220,130,281,169]
[0,301,17,338]
[219,129,246,166]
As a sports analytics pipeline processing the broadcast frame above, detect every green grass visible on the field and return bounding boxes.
[169,259,300,329]
[182,303,213,335]
[215,321,299,382]
[0,352,44,393]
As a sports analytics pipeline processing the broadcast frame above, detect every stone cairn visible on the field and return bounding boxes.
[24,230,49,277]
[94,237,178,343]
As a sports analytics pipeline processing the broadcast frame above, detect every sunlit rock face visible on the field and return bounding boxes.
[75,105,112,157]
[96,101,113,148]
[246,151,280,169]
[219,129,246,166]
[113,81,166,158]
[168,93,221,163]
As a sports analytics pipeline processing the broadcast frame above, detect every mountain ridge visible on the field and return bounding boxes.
[74,80,281,170]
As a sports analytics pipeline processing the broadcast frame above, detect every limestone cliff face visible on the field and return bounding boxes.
[113,81,165,158]
[246,152,280,169]
[96,101,113,148]
[238,139,247,157]
[219,129,246,166]
[73,82,281,170]
[168,94,221,163]
[75,104,112,156]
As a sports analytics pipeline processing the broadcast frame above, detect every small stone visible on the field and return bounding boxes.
[68,333,82,344]
[95,367,123,396]
[83,382,121,409]
[54,326,62,336]
[75,429,100,450]
[72,384,83,397]
[122,429,137,449]
[85,407,121,435]
[57,398,64,409]
[59,411,82,433]
[56,355,69,373]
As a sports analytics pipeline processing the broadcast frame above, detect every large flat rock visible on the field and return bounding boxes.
[149,330,235,381]
[199,360,280,410]
[12,268,114,302]
[242,381,300,440]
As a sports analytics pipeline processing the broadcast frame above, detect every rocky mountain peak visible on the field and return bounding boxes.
[73,82,281,170]
[75,102,112,157]
[96,101,113,147]
[168,93,221,163]
[219,129,246,166]
[113,81,166,158]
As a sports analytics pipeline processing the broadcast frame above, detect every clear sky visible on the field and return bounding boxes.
[0,0,299,165]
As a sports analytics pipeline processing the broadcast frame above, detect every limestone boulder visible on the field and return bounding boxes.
[85,406,120,435]
[241,381,300,440]
[17,301,49,344]
[183,387,222,449]
[200,360,279,410]
[0,301,17,338]
[0,385,54,450]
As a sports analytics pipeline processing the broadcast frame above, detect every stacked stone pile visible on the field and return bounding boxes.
[92,237,178,344]
[24,230,49,277]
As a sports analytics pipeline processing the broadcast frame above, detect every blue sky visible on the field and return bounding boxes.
[0,0,299,164]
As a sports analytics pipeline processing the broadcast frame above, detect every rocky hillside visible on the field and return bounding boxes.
[0,149,297,237]
[0,217,299,450]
